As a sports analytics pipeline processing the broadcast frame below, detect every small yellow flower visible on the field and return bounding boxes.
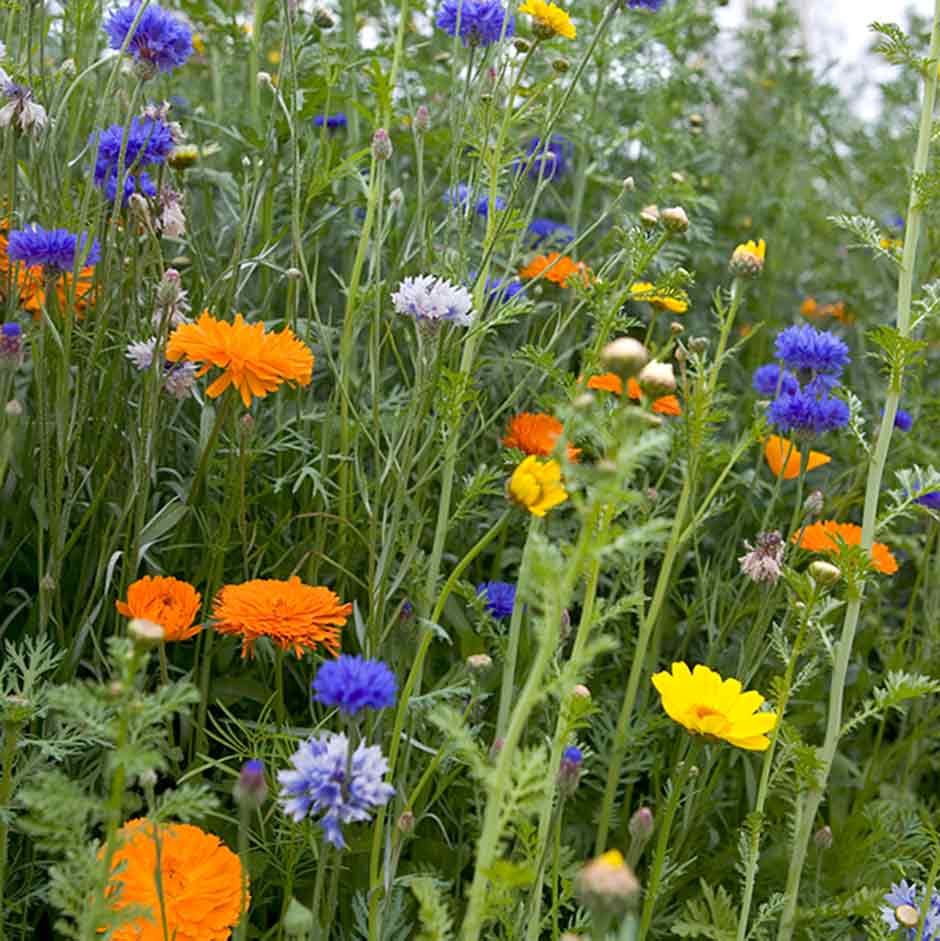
[192,33,206,55]
[628,281,689,314]
[651,662,777,751]
[507,455,568,517]
[519,0,576,39]
[729,238,766,276]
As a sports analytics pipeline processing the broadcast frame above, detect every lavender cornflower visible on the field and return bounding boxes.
[163,361,198,399]
[528,217,575,246]
[436,0,515,46]
[391,275,475,327]
[126,337,157,370]
[767,390,849,436]
[278,732,395,849]
[881,880,940,941]
[158,186,186,237]
[7,225,100,273]
[234,759,268,807]
[476,581,516,619]
[90,117,175,202]
[738,531,784,584]
[774,324,850,377]
[312,655,398,716]
[0,72,48,138]
[104,2,194,78]
[314,112,348,130]
[519,134,573,181]
[752,363,799,398]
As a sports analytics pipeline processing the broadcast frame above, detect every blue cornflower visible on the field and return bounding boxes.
[476,581,516,619]
[627,0,665,7]
[774,324,850,377]
[519,134,573,181]
[90,117,175,202]
[892,408,913,432]
[752,364,798,398]
[312,654,398,716]
[528,217,575,246]
[0,322,22,362]
[444,184,506,217]
[562,745,583,765]
[558,745,583,794]
[767,390,849,436]
[103,2,193,76]
[278,732,395,849]
[314,113,348,130]
[916,492,940,510]
[7,225,100,272]
[436,0,515,46]
[881,880,940,941]
[485,277,526,303]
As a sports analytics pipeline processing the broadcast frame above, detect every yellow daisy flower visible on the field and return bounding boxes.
[507,455,568,517]
[519,0,576,39]
[628,281,689,314]
[651,662,777,751]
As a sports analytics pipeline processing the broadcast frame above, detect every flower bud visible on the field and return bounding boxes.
[234,758,268,807]
[286,267,303,281]
[688,336,708,354]
[688,113,704,127]
[397,810,415,834]
[558,745,583,797]
[670,321,684,335]
[628,806,654,842]
[489,737,504,762]
[639,204,659,227]
[813,825,833,850]
[128,618,165,647]
[622,176,635,191]
[389,187,404,209]
[730,238,766,278]
[127,192,151,225]
[661,206,689,233]
[168,144,199,169]
[467,653,493,672]
[573,392,594,410]
[559,607,571,641]
[601,337,649,379]
[372,128,393,161]
[513,37,531,53]
[1,322,23,365]
[637,361,676,397]
[575,850,641,916]
[572,683,591,700]
[414,105,430,133]
[803,490,824,517]
[256,71,273,87]
[808,561,841,587]
[670,171,686,184]
[551,57,570,73]
[314,6,336,28]
[5,399,23,418]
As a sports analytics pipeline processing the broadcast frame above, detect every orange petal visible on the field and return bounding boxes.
[763,435,830,480]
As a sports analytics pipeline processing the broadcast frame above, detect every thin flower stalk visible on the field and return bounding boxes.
[777,6,940,937]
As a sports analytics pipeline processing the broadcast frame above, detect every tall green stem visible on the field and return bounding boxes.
[777,7,940,938]
[0,716,22,935]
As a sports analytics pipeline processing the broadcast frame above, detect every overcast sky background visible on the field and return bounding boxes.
[715,0,934,118]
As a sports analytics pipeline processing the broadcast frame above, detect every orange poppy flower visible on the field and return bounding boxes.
[503,412,580,461]
[585,372,682,416]
[166,312,314,407]
[103,818,247,941]
[518,252,590,288]
[763,435,830,480]
[115,576,202,642]
[213,575,350,658]
[792,521,898,575]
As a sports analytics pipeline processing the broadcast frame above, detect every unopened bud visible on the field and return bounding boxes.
[730,238,766,277]
[639,204,659,227]
[558,745,583,797]
[670,321,684,335]
[127,192,151,224]
[551,57,570,73]
[372,127,393,160]
[314,6,336,28]
[573,392,594,410]
[489,737,504,762]
[629,807,654,842]
[398,810,415,834]
[559,608,571,640]
[601,337,649,379]
[467,653,493,672]
[813,825,833,850]
[575,850,641,916]
[1,322,23,364]
[803,490,824,517]
[40,573,55,592]
[688,336,708,354]
[389,187,404,209]
[513,37,531,53]
[286,267,303,280]
[809,560,841,587]
[661,206,689,233]
[235,758,268,806]
[622,176,635,191]
[572,684,591,700]
[689,113,704,127]
[414,105,430,133]
[240,413,255,435]
[257,71,273,87]
[5,399,23,417]
[670,171,686,184]
[637,361,676,397]
[128,618,165,646]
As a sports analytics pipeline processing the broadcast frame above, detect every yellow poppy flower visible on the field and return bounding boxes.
[628,281,689,314]
[507,455,568,517]
[651,662,777,751]
[519,0,576,39]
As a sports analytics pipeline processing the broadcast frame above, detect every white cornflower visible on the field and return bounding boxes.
[158,186,186,238]
[390,275,474,327]
[125,337,157,370]
[0,78,48,138]
[141,100,185,142]
[738,531,784,585]
[163,362,198,400]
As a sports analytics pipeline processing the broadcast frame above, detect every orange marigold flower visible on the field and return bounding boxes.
[763,435,830,480]
[503,412,580,461]
[104,818,247,941]
[793,521,898,575]
[518,252,590,288]
[585,372,682,416]
[166,311,314,407]
[213,575,350,658]
[116,576,202,642]
[800,297,820,318]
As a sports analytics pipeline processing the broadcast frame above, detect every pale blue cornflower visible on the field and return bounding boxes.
[881,880,940,941]
[391,275,475,327]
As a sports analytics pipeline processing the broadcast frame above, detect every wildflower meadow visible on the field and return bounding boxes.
[3,0,940,938]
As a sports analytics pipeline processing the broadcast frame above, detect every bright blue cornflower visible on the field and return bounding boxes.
[312,654,398,716]
[444,184,505,217]
[103,2,193,75]
[528,218,575,246]
[752,364,798,398]
[774,324,850,377]
[7,225,100,272]
[278,732,395,849]
[881,881,940,941]
[519,134,573,181]
[627,0,665,7]
[485,277,525,303]
[767,390,849,436]
[314,113,348,130]
[476,581,516,619]
[436,0,515,46]
[916,492,940,510]
[892,408,913,432]
[90,117,175,202]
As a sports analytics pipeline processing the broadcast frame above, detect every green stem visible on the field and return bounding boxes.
[0,718,22,931]
[236,802,251,941]
[777,9,940,937]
